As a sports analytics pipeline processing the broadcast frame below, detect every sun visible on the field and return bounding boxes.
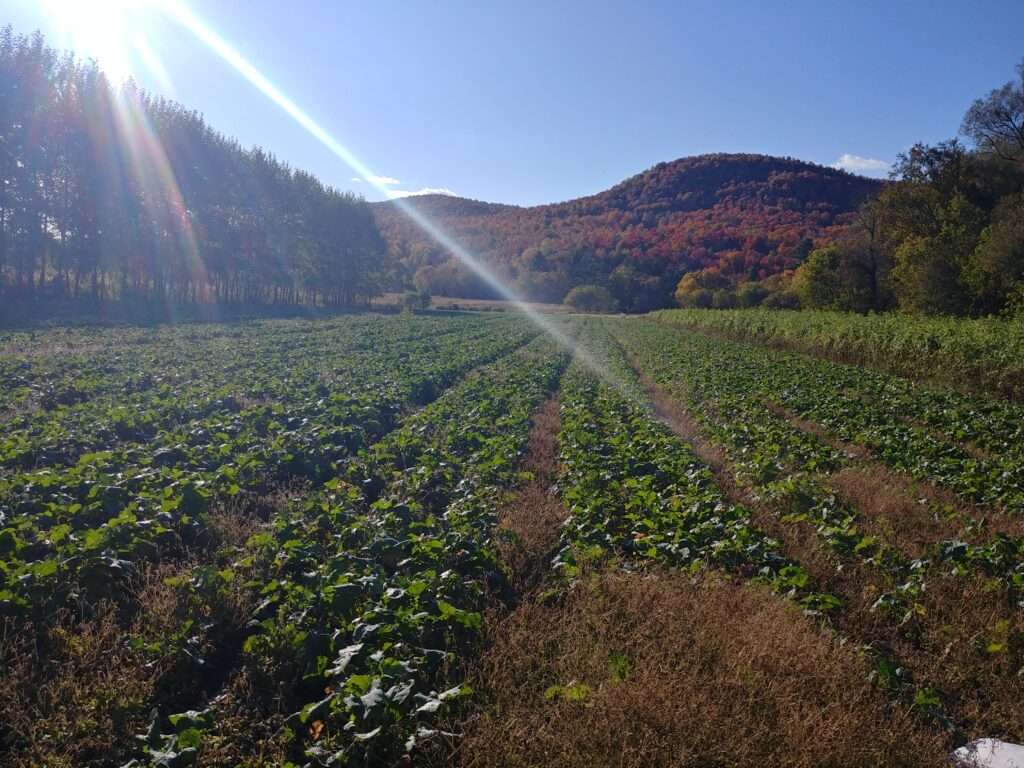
[38,0,159,83]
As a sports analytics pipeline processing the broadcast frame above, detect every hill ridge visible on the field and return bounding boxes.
[374,153,882,310]
[374,153,876,212]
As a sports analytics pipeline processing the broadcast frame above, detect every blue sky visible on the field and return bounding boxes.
[10,0,1024,205]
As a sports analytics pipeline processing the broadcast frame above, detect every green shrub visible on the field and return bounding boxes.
[402,290,431,311]
[564,285,619,313]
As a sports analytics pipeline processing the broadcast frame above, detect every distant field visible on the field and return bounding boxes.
[2,312,1022,766]
[371,292,570,313]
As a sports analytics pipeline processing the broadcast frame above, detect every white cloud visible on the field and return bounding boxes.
[367,174,401,185]
[831,154,890,177]
[351,177,362,183]
[386,187,458,199]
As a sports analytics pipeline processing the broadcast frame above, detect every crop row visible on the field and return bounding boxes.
[0,314,463,417]
[124,334,570,766]
[612,318,1024,738]
[651,308,1024,401]
[554,321,835,611]
[613,320,1024,594]
[0,314,514,470]
[0,315,537,618]
[623,320,1024,514]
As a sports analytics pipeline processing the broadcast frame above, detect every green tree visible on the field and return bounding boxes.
[712,288,737,309]
[0,26,391,310]
[889,194,986,314]
[674,269,730,308]
[791,237,814,263]
[965,194,1024,314]
[608,263,639,310]
[564,284,619,313]
[792,246,842,309]
[890,236,961,314]
[401,289,430,311]
[961,59,1024,165]
[841,200,894,310]
[513,269,570,303]
[736,281,768,307]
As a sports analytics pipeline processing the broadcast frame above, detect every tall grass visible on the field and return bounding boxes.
[651,308,1024,401]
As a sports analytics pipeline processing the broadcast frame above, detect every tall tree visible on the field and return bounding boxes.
[0,27,391,311]
[961,59,1024,165]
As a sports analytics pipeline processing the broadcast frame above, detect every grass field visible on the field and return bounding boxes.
[2,311,1022,767]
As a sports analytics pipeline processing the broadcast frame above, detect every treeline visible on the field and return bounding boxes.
[0,28,390,310]
[678,60,1024,317]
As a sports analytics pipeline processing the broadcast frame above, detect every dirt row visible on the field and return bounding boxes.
[444,378,951,768]
[626,357,1024,749]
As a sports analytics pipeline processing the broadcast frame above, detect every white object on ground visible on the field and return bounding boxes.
[954,740,1024,768]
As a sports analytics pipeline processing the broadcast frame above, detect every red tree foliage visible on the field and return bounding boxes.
[374,154,882,309]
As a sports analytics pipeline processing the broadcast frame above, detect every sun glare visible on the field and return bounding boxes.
[153,0,621,392]
[35,0,622,392]
[39,0,159,83]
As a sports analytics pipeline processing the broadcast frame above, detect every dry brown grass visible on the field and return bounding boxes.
[495,396,568,591]
[0,485,284,768]
[371,293,570,314]
[191,668,292,767]
[827,467,960,559]
[634,359,752,507]
[627,359,1024,743]
[212,477,290,529]
[0,563,185,768]
[0,608,154,768]
[761,398,872,461]
[205,495,272,551]
[813,568,1024,742]
[827,466,1024,556]
[906,417,993,463]
[458,571,948,768]
[716,504,1024,745]
[0,396,39,425]
[907,575,1024,737]
[763,398,1023,544]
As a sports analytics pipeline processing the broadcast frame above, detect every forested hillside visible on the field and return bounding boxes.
[683,60,1024,317]
[374,155,881,310]
[0,28,389,312]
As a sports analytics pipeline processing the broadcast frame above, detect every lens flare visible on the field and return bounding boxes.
[107,83,207,320]
[148,1,630,395]
[39,0,156,83]
[41,0,205,319]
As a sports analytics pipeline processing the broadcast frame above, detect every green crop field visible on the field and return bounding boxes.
[652,308,1024,401]
[2,311,1023,767]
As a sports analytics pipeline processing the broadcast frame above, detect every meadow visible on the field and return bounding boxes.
[1,310,1022,767]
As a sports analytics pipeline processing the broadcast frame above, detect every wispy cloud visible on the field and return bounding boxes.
[351,174,401,186]
[831,154,890,178]
[386,187,458,199]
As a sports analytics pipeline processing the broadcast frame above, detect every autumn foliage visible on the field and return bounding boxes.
[374,154,881,310]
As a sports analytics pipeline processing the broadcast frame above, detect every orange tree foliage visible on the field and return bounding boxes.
[374,154,881,310]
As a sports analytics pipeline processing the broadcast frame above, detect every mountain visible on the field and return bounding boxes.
[373,154,883,311]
